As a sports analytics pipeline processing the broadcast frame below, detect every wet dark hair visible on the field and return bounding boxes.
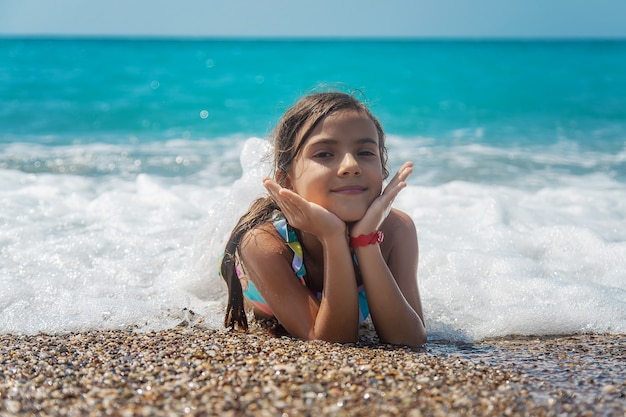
[220,91,389,330]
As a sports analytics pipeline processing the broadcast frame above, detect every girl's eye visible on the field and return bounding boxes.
[358,150,377,156]
[313,151,333,158]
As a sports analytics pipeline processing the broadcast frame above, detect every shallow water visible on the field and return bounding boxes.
[427,334,626,406]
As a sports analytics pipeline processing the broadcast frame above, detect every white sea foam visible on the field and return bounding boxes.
[1,137,625,341]
[397,180,626,340]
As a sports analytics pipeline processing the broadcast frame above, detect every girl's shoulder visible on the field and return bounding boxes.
[380,208,418,253]
[381,208,417,235]
[240,220,292,259]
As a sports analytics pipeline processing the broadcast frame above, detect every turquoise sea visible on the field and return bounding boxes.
[1,38,625,340]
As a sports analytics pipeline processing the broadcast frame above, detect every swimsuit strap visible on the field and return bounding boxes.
[273,213,307,279]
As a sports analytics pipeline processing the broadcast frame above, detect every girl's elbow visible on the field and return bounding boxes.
[413,332,428,347]
[380,328,427,347]
[382,335,426,348]
[311,332,359,345]
[410,328,428,347]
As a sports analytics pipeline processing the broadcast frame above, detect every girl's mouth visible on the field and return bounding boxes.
[332,186,366,195]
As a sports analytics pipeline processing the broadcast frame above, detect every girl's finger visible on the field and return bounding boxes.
[279,189,307,219]
[383,181,407,205]
[264,179,292,214]
[395,161,413,183]
[264,179,310,226]
[382,161,413,197]
[388,161,412,183]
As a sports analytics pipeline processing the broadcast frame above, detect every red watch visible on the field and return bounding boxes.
[350,231,384,247]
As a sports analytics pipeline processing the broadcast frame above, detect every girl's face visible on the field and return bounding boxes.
[287,109,384,223]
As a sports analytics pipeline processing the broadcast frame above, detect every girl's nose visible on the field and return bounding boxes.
[339,153,361,176]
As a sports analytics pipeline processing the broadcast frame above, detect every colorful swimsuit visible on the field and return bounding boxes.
[240,213,370,323]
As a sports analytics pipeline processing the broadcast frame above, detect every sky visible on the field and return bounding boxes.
[1,0,626,39]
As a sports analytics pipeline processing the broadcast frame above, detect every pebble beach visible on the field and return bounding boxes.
[1,322,624,417]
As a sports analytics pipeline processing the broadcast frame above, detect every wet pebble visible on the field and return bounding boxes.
[0,327,623,416]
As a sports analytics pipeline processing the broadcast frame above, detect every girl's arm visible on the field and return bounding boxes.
[239,180,361,343]
[350,161,426,347]
[354,209,426,347]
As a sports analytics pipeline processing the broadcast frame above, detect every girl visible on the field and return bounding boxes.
[220,91,426,347]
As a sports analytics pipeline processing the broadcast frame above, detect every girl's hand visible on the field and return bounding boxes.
[263,178,346,239]
[351,161,413,237]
